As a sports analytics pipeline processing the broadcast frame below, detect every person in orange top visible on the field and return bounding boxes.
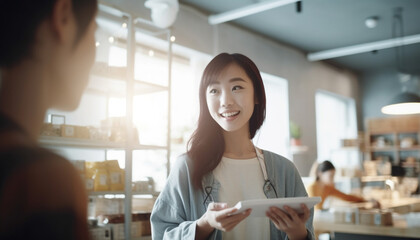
[308,161,376,210]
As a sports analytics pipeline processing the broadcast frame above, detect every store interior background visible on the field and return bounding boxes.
[82,0,420,176]
[37,0,420,239]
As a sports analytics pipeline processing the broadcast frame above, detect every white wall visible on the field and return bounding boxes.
[102,0,360,176]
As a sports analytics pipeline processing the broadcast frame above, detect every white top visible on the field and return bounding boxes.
[213,156,270,240]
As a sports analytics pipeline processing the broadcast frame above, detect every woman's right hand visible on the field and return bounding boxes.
[195,202,251,239]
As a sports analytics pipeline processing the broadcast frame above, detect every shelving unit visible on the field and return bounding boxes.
[40,3,173,239]
[39,136,167,150]
[365,115,420,177]
[89,63,169,96]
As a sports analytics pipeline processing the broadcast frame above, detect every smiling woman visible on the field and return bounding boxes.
[151,53,315,240]
[206,65,258,135]
[188,53,266,190]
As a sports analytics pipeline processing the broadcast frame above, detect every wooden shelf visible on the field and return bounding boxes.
[368,146,396,152]
[398,146,420,151]
[39,136,167,150]
[365,116,420,166]
[367,146,420,152]
[88,62,168,96]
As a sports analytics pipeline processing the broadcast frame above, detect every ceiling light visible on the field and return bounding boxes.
[170,36,176,42]
[144,0,179,28]
[148,50,155,57]
[108,36,115,43]
[381,93,420,115]
[208,0,299,25]
[95,41,100,47]
[382,8,420,115]
[307,33,420,61]
[122,22,127,28]
[365,16,379,28]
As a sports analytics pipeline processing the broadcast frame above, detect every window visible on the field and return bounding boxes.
[315,91,357,168]
[169,55,210,170]
[254,73,290,159]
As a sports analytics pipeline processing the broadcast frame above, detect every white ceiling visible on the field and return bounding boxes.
[180,0,420,74]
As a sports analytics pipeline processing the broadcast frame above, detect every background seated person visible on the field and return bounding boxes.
[307,160,379,210]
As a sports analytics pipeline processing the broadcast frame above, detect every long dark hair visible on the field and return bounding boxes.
[187,53,266,189]
[316,160,335,181]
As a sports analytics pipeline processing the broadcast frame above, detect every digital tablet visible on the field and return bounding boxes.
[232,196,321,217]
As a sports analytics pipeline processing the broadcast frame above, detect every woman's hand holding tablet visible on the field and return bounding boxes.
[232,196,321,217]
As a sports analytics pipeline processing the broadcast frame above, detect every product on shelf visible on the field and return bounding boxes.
[89,126,109,141]
[61,125,90,139]
[97,213,151,239]
[40,123,61,137]
[88,218,112,240]
[333,208,393,226]
[85,160,125,192]
[93,162,110,191]
[85,162,95,192]
[106,160,125,191]
[401,137,417,148]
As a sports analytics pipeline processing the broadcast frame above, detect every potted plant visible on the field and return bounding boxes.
[290,121,301,146]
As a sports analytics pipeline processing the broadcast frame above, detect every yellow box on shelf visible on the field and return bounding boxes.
[61,125,90,139]
[85,160,125,192]
[107,160,125,191]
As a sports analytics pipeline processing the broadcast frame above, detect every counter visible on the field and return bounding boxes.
[314,198,420,239]
[349,197,420,214]
[314,220,420,239]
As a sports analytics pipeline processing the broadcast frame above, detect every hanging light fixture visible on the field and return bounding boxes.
[382,92,420,115]
[144,0,179,29]
[381,8,420,115]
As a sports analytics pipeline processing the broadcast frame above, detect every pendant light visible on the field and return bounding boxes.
[144,0,179,29]
[381,8,420,115]
[382,92,420,115]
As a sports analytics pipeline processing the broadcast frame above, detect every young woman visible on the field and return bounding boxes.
[308,161,379,210]
[151,53,315,240]
[0,0,97,239]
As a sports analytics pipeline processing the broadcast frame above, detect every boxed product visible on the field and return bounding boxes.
[106,160,125,191]
[85,161,125,192]
[61,125,90,139]
[76,126,90,139]
[94,164,109,191]
[98,213,151,239]
[89,225,111,240]
[359,209,393,226]
[40,123,61,137]
[61,125,77,138]
[333,208,357,224]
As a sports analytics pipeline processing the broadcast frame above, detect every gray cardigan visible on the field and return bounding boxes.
[150,150,315,240]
